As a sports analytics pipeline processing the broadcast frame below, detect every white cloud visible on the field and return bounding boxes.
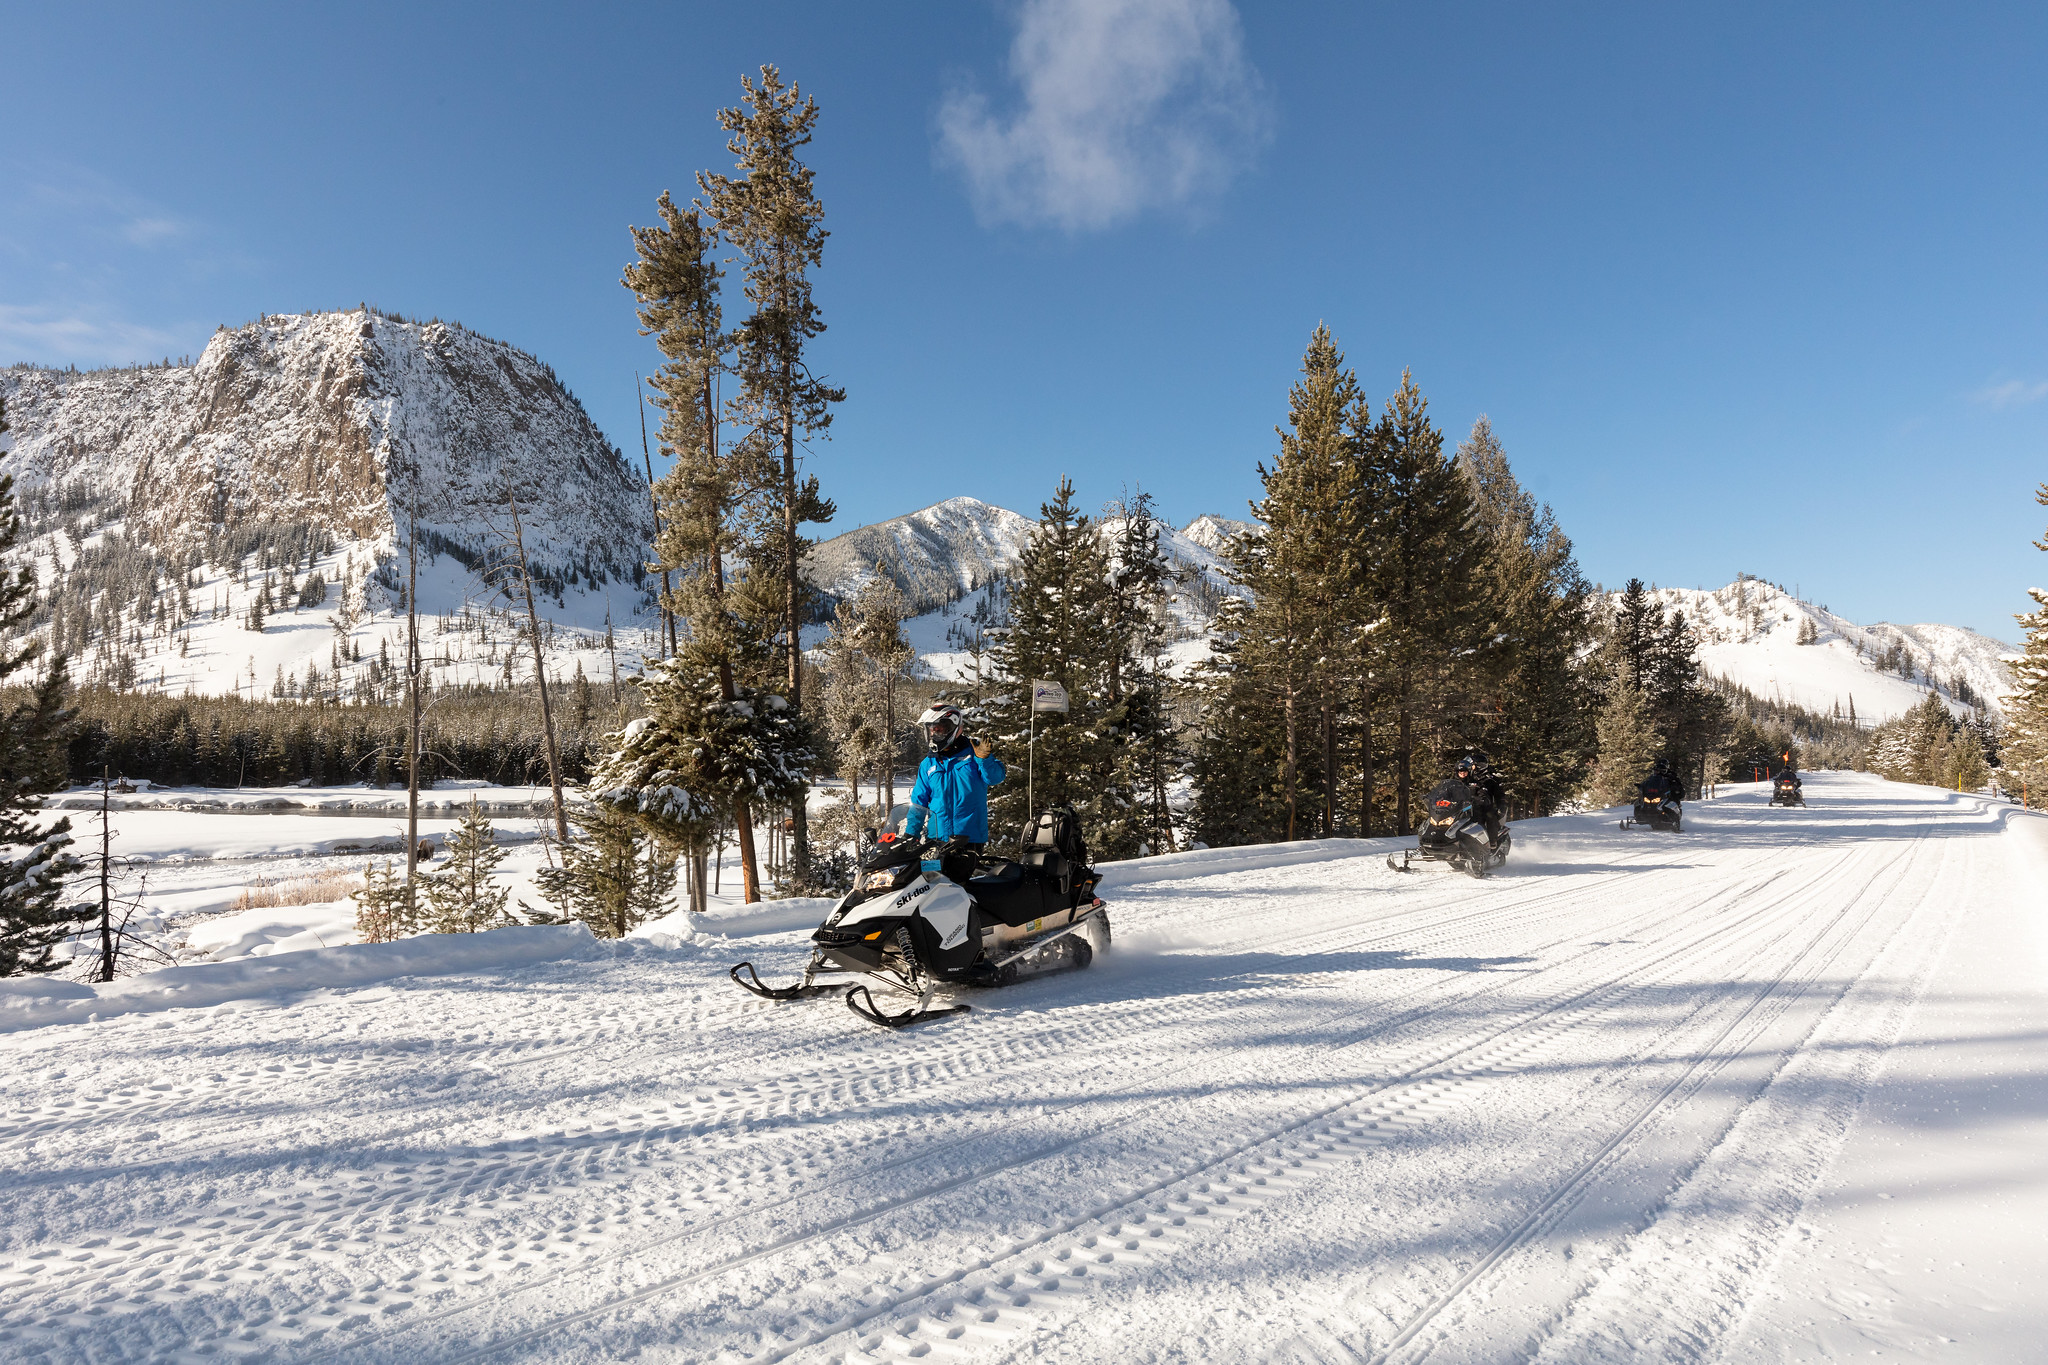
[1971,376,2048,410]
[0,305,182,365]
[937,0,1272,232]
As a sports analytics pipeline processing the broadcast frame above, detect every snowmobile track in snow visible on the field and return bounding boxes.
[339,829,1874,1360]
[0,777,2018,1365]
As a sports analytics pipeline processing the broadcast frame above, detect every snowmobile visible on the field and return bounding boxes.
[1388,778,1511,878]
[1620,788,1684,832]
[1770,774,1805,807]
[730,803,1110,1028]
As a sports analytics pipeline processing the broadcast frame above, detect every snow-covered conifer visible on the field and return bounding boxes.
[1588,671,1661,806]
[2003,483,2048,804]
[0,393,86,976]
[701,66,843,883]
[424,798,510,932]
[535,802,677,938]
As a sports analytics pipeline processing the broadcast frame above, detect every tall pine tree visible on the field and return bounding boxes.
[1219,326,1362,840]
[700,65,843,883]
[1352,370,1488,832]
[0,393,85,976]
[1457,417,1596,815]
[987,478,1118,850]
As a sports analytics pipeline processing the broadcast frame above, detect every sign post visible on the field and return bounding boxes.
[1028,679,1070,820]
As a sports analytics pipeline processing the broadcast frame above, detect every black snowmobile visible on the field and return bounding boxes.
[1770,773,1805,807]
[731,803,1110,1028]
[1621,781,1684,832]
[1388,778,1511,878]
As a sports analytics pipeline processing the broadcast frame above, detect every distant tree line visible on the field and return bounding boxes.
[24,679,635,790]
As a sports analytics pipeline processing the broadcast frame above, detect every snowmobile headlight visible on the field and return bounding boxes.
[862,869,902,893]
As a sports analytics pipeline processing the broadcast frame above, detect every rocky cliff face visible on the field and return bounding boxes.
[0,309,651,584]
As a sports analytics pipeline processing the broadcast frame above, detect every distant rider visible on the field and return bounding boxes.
[1456,752,1508,847]
[906,705,1006,865]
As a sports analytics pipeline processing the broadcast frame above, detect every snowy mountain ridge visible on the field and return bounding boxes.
[803,496,1246,679]
[1608,578,2017,722]
[0,309,658,699]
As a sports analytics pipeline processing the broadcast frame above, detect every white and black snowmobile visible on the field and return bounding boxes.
[1770,773,1805,807]
[1388,778,1511,878]
[731,803,1110,1028]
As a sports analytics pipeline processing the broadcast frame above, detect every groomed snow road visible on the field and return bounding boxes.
[3,772,2043,1364]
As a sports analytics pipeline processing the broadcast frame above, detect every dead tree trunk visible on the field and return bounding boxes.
[505,486,569,842]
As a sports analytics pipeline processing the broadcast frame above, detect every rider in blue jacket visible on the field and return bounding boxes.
[907,704,1005,848]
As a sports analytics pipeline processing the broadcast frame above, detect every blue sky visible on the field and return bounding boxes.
[4,1,2045,639]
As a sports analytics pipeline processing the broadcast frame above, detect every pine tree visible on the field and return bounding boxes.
[424,798,510,932]
[700,65,843,883]
[1212,326,1363,841]
[0,391,86,977]
[2003,482,2048,806]
[1351,370,1489,832]
[1456,417,1596,816]
[535,802,677,939]
[1588,671,1661,806]
[352,859,414,944]
[621,186,769,899]
[1100,492,1181,854]
[987,478,1117,849]
[589,659,813,881]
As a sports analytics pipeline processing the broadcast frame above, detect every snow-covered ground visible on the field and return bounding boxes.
[0,773,2042,1363]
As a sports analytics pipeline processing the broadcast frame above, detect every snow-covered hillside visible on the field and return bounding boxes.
[804,497,1246,681]
[0,310,659,698]
[1610,578,2017,722]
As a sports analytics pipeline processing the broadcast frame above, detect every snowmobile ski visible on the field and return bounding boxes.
[844,983,971,1029]
[729,959,842,1002]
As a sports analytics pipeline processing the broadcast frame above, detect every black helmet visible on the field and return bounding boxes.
[1455,752,1486,777]
[919,704,965,754]
[1652,757,1671,774]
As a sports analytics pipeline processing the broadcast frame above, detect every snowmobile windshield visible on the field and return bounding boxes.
[878,804,933,843]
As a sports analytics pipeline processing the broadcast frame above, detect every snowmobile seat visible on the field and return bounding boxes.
[967,860,1052,926]
[1020,807,1089,897]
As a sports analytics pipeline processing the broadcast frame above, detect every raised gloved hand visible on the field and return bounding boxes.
[971,736,992,759]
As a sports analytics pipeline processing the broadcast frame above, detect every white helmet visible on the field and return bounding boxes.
[918,704,966,754]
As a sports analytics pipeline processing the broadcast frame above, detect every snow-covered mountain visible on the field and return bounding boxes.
[0,309,657,698]
[803,497,1245,680]
[1610,578,2017,722]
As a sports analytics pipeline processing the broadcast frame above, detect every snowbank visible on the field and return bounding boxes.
[180,899,361,960]
[1096,836,1393,890]
[0,924,598,1033]
[631,895,841,945]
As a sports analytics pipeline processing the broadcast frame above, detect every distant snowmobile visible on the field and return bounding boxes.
[731,803,1110,1028]
[1621,764,1686,833]
[1770,772,1805,807]
[1389,777,1511,878]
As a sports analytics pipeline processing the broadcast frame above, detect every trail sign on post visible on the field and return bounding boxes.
[1027,679,1069,819]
